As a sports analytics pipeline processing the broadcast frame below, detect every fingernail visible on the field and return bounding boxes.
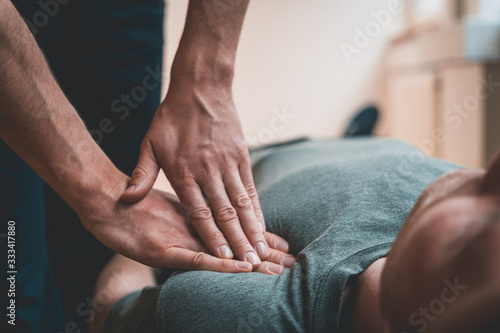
[256,242,269,258]
[126,184,135,192]
[220,245,233,259]
[267,263,284,275]
[276,240,289,252]
[281,256,296,267]
[236,261,252,270]
[245,252,261,265]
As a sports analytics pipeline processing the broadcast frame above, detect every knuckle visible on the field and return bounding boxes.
[199,151,216,171]
[173,180,196,195]
[220,155,234,170]
[205,230,223,245]
[132,166,149,178]
[145,241,168,265]
[140,139,152,151]
[173,161,193,182]
[191,252,208,269]
[255,266,267,274]
[215,205,238,224]
[244,184,258,198]
[233,236,250,249]
[202,181,219,196]
[190,206,212,223]
[234,194,252,209]
[254,208,264,220]
[235,146,250,162]
[268,251,282,263]
[247,229,264,240]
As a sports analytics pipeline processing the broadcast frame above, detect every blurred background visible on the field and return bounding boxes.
[154,0,500,191]
[26,1,499,330]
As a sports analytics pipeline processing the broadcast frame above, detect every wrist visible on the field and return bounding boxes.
[63,153,128,226]
[170,47,235,89]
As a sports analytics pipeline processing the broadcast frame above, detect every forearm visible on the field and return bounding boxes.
[170,0,250,87]
[0,0,124,216]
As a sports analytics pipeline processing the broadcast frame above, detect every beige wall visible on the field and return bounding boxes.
[155,0,405,190]
[163,0,404,141]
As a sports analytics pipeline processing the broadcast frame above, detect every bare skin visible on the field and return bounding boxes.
[121,0,273,266]
[90,255,157,333]
[0,0,280,271]
[381,161,500,333]
[346,160,500,332]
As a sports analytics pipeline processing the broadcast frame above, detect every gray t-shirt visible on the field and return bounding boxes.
[102,138,459,333]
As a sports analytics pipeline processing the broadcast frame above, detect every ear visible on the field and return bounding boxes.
[483,148,500,192]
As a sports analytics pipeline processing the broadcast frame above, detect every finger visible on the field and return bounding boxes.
[254,261,284,275]
[121,140,160,203]
[266,249,296,268]
[240,164,266,232]
[202,178,262,266]
[264,232,290,253]
[173,179,235,260]
[164,247,253,273]
[223,174,270,261]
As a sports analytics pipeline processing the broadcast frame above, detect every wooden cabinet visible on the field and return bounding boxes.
[438,64,485,168]
[385,70,436,147]
[380,21,500,168]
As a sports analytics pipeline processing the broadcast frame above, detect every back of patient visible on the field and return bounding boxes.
[103,138,459,333]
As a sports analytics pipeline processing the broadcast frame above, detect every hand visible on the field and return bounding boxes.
[84,184,254,272]
[252,232,297,275]
[90,242,295,333]
[121,81,274,267]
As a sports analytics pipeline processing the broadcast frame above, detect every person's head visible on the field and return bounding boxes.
[380,152,500,333]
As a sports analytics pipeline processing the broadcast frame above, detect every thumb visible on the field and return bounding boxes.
[121,141,160,203]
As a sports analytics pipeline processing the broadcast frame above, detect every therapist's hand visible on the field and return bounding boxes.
[119,0,271,266]
[87,187,254,271]
[121,80,272,267]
